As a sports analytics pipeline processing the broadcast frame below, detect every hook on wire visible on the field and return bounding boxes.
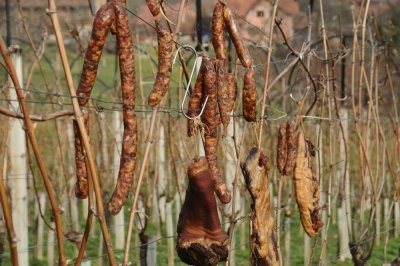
[173,45,209,120]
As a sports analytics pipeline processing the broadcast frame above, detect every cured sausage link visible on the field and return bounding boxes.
[146,0,161,17]
[212,2,226,61]
[76,2,116,106]
[242,68,257,122]
[147,20,173,107]
[202,59,231,204]
[74,112,90,199]
[223,6,252,68]
[108,1,138,215]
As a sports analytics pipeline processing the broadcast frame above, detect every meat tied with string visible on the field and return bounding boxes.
[201,58,231,204]
[293,129,323,237]
[177,156,229,266]
[187,59,205,137]
[241,147,280,265]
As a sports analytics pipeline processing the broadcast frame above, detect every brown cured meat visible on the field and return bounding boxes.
[177,157,229,266]
[201,59,231,204]
[241,147,280,266]
[187,61,205,137]
[212,2,226,61]
[242,68,257,122]
[223,6,252,68]
[217,65,237,137]
[108,1,138,215]
[147,20,173,107]
[76,2,116,106]
[74,112,90,199]
[276,122,287,174]
[277,121,297,176]
[146,0,160,17]
[284,121,297,176]
[293,130,323,237]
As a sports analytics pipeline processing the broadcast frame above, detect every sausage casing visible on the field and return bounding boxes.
[108,1,138,215]
[147,20,173,107]
[242,68,257,122]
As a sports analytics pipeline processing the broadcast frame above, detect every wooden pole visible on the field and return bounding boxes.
[46,0,116,264]
[0,152,18,265]
[0,35,67,266]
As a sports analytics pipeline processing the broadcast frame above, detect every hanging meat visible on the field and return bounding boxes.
[177,156,229,266]
[147,19,173,107]
[277,121,297,176]
[241,147,280,265]
[201,58,231,204]
[223,4,257,122]
[74,0,138,215]
[146,0,174,107]
[74,2,116,199]
[212,2,226,61]
[293,129,323,237]
[107,0,138,215]
[187,59,205,137]
[73,112,90,199]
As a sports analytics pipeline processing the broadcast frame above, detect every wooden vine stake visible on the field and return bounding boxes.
[0,157,18,265]
[46,0,117,264]
[0,36,67,265]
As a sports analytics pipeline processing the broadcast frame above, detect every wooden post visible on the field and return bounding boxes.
[112,110,125,250]
[284,207,291,266]
[7,46,28,266]
[146,236,157,266]
[395,201,400,238]
[35,192,46,260]
[158,125,166,223]
[338,108,351,261]
[166,201,175,266]
[47,222,55,266]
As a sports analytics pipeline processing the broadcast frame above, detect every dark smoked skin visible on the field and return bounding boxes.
[76,2,116,106]
[243,68,257,122]
[176,157,229,266]
[147,19,173,107]
[284,121,297,176]
[107,1,138,215]
[223,6,252,68]
[202,59,231,204]
[146,0,161,17]
[187,61,205,137]
[277,122,288,175]
[74,112,90,199]
[212,2,226,61]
